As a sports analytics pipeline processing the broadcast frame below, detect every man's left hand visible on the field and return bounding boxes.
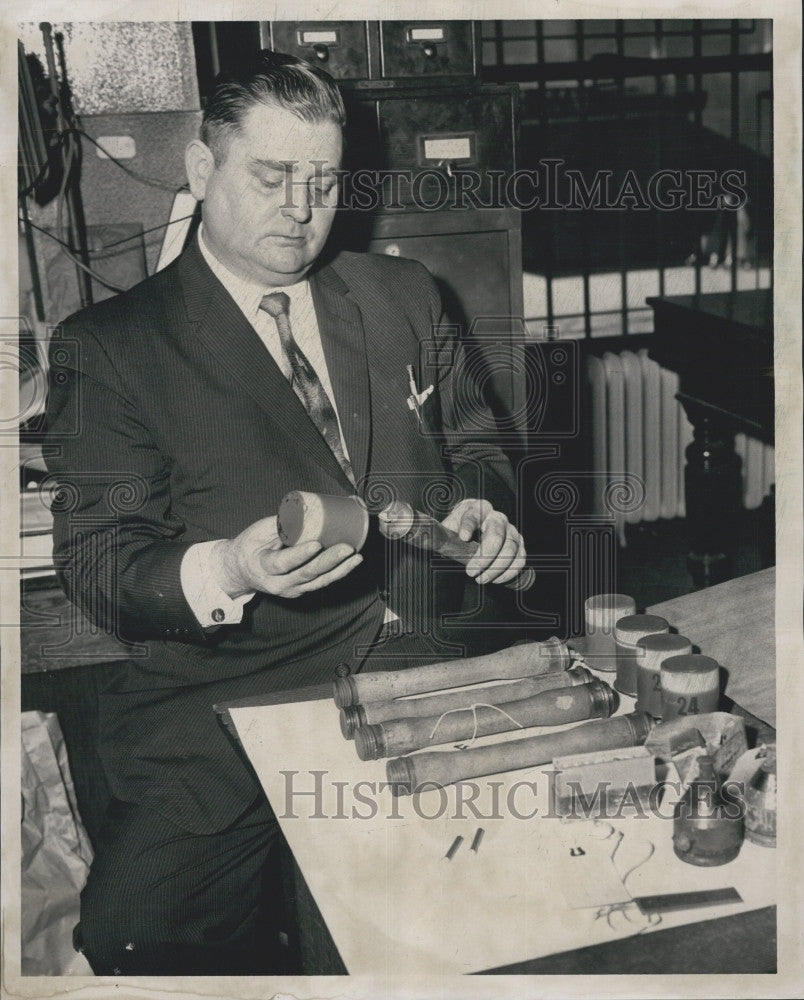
[440,499,527,586]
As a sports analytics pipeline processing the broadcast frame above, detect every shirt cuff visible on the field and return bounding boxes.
[180,540,255,628]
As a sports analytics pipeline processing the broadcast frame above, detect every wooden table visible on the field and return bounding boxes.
[220,568,777,975]
[649,566,775,730]
[486,566,777,973]
[647,289,773,587]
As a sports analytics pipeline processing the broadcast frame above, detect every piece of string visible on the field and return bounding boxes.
[429,703,525,746]
[594,831,659,934]
[594,901,662,934]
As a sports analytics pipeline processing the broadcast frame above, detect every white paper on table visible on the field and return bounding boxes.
[229,697,776,974]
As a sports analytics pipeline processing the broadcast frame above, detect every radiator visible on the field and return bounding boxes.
[586,350,774,541]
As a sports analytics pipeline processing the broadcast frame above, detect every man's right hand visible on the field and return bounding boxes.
[211,516,363,599]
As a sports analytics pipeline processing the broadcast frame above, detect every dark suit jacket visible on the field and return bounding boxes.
[45,238,516,832]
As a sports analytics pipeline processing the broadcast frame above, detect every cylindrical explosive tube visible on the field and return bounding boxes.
[355,678,618,760]
[333,637,572,709]
[385,711,654,796]
[339,664,595,738]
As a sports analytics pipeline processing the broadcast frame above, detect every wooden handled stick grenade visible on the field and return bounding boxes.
[339,664,595,738]
[333,636,573,709]
[377,499,536,592]
[354,678,619,760]
[276,491,536,592]
[385,711,655,796]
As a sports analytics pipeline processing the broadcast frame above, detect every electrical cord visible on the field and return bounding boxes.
[22,213,198,256]
[55,130,126,294]
[66,127,186,193]
[24,127,193,292]
[89,213,197,255]
[21,128,187,199]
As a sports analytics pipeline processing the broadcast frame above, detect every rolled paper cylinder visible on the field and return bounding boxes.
[635,633,693,718]
[354,678,618,760]
[277,490,369,550]
[386,711,654,796]
[661,654,720,720]
[583,593,637,672]
[613,614,670,697]
[339,664,595,738]
[333,636,572,708]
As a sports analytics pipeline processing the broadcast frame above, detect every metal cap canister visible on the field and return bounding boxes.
[613,614,669,697]
[673,758,744,866]
[583,593,636,672]
[635,633,693,717]
[660,654,720,720]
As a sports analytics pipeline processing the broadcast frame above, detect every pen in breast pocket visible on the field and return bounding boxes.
[407,364,434,405]
[406,365,423,424]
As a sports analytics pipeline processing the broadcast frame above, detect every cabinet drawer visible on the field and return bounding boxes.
[374,89,516,204]
[378,21,479,79]
[270,22,370,80]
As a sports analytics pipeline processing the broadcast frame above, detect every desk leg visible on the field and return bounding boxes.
[682,402,743,588]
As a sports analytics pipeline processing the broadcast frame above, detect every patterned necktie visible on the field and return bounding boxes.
[260,291,355,485]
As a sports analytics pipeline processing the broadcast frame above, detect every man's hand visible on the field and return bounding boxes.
[441,499,527,586]
[212,516,362,599]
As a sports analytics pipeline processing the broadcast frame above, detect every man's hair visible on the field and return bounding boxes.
[201,49,346,163]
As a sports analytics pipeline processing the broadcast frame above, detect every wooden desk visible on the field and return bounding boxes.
[647,289,773,587]
[220,570,777,975]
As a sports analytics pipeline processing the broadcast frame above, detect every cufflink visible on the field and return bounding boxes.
[211,608,225,623]
[335,662,351,678]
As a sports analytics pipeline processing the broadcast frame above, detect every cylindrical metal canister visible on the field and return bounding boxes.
[635,633,693,717]
[583,594,636,672]
[661,654,720,719]
[614,614,669,697]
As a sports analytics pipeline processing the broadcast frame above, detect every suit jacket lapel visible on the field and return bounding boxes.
[178,239,351,487]
[310,262,372,486]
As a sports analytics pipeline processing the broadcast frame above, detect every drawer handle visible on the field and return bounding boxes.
[421,43,437,59]
[312,43,329,63]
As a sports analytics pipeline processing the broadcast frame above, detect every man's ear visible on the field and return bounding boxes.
[185,139,215,200]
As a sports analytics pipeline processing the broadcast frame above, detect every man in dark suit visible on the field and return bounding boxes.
[45,51,527,975]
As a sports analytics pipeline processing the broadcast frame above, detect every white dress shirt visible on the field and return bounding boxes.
[180,228,356,627]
